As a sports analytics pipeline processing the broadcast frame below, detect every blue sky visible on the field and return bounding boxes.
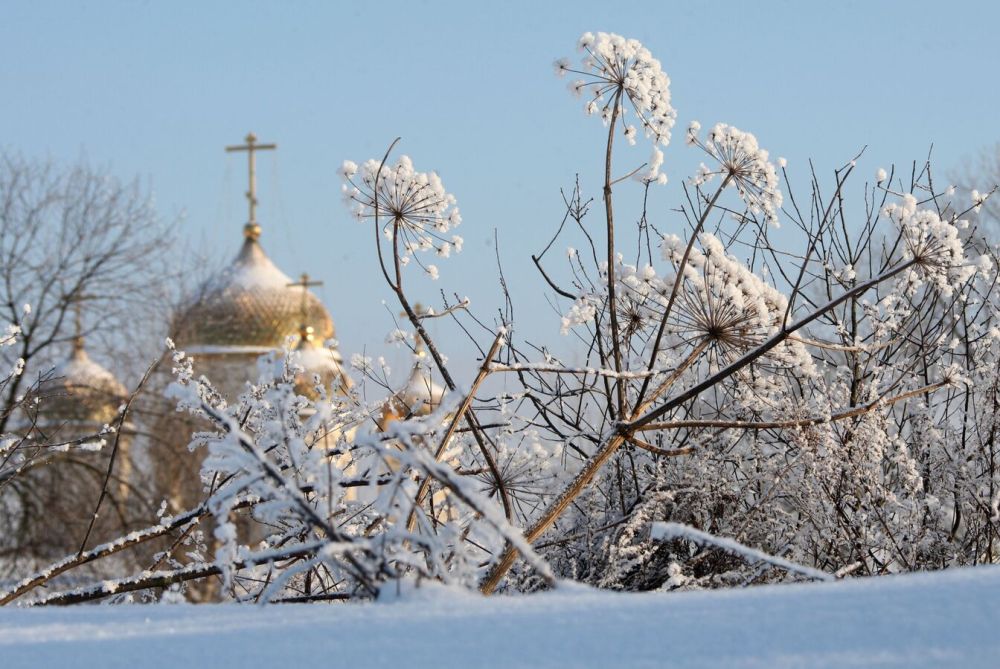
[2,0,998,378]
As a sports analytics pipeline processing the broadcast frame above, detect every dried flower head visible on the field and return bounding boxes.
[341,155,463,276]
[688,123,783,226]
[559,258,669,342]
[662,233,813,373]
[883,194,974,296]
[558,32,676,148]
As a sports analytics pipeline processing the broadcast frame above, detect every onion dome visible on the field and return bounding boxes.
[292,323,351,398]
[36,337,126,426]
[174,225,334,352]
[378,350,446,429]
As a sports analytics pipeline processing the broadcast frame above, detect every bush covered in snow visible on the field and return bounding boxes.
[3,31,1000,606]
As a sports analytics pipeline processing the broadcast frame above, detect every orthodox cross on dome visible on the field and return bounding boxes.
[63,293,97,356]
[225,132,277,241]
[67,292,98,355]
[288,272,323,340]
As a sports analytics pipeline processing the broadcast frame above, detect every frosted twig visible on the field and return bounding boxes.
[650,522,833,582]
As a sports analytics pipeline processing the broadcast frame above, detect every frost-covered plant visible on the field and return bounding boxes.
[10,30,1000,606]
[687,122,783,225]
[662,233,813,373]
[475,33,999,594]
[557,31,676,148]
[0,319,26,461]
[152,342,551,602]
[885,193,976,296]
[0,320,24,381]
[0,308,144,585]
[1,336,552,604]
[341,154,462,280]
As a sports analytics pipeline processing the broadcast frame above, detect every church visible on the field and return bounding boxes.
[172,132,348,402]
[10,132,445,568]
[146,132,353,516]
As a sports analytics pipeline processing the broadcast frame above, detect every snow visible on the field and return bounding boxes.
[218,239,294,291]
[2,567,1000,668]
[48,347,125,394]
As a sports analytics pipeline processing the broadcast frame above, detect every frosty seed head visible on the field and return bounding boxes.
[341,154,464,277]
[687,123,784,226]
[559,32,677,152]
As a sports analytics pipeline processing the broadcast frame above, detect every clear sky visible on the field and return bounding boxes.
[2,0,999,380]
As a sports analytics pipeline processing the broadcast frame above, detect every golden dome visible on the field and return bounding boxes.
[36,339,126,425]
[175,235,334,351]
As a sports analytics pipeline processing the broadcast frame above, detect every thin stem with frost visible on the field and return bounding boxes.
[626,436,693,457]
[77,355,160,556]
[604,87,626,417]
[480,340,707,594]
[31,541,327,606]
[650,522,834,582]
[407,330,505,531]
[634,380,949,432]
[364,141,514,522]
[634,175,730,410]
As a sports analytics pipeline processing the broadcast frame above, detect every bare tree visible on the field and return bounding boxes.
[0,151,178,578]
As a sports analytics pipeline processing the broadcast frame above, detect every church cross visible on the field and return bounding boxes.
[225,132,277,237]
[68,292,98,354]
[288,272,323,323]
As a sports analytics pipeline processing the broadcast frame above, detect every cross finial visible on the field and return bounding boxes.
[68,293,97,356]
[225,131,277,241]
[73,301,84,354]
[288,272,324,335]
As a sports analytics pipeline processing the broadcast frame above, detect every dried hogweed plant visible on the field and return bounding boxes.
[6,31,1000,605]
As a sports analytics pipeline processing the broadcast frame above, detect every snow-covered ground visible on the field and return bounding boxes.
[2,567,999,668]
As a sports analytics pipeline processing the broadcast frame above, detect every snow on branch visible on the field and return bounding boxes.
[650,523,834,582]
